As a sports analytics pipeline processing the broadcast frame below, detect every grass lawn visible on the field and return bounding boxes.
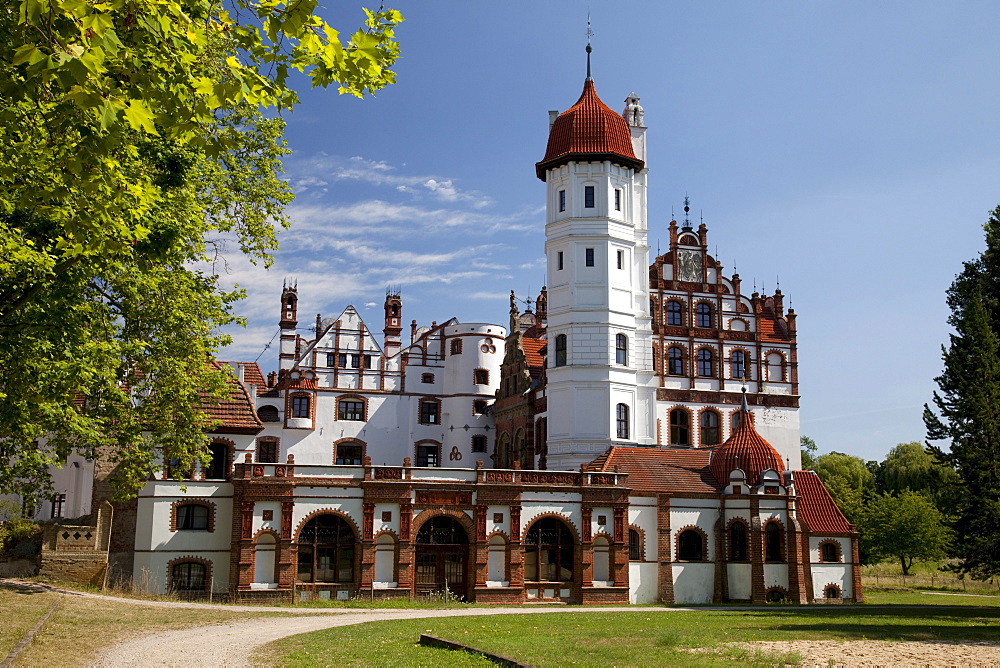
[254,592,1000,667]
[2,587,278,667]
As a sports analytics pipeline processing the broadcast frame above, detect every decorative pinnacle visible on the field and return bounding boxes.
[740,385,750,414]
[586,12,593,80]
[683,195,691,228]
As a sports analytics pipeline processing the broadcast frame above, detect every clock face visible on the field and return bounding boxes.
[678,250,702,282]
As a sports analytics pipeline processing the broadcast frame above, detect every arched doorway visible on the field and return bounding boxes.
[414,516,469,599]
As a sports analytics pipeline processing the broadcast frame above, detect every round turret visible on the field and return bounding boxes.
[709,393,786,486]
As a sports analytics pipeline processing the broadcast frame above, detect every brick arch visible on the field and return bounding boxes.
[293,508,362,543]
[251,527,280,543]
[411,508,477,543]
[727,317,751,332]
[332,437,367,465]
[373,528,399,543]
[765,586,789,603]
[667,405,694,447]
[693,344,717,377]
[692,298,716,328]
[763,349,788,382]
[762,517,787,562]
[696,406,723,447]
[627,524,646,561]
[663,297,688,326]
[413,438,442,467]
[726,346,752,381]
[818,539,843,563]
[724,516,751,561]
[335,395,369,422]
[485,529,510,543]
[674,524,709,562]
[166,555,213,593]
[522,511,580,543]
[822,582,843,600]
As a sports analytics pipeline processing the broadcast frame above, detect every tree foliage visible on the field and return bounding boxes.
[925,205,1000,579]
[800,434,818,470]
[860,491,952,575]
[0,0,402,500]
[812,451,874,526]
[877,441,960,511]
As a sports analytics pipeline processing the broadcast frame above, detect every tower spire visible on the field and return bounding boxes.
[586,13,593,81]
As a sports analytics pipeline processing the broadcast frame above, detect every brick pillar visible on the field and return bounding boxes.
[238,500,254,588]
[750,496,765,604]
[850,531,864,602]
[279,501,295,588]
[713,516,726,603]
[361,503,375,591]
[581,506,593,587]
[397,502,413,594]
[785,516,808,604]
[475,505,488,587]
[508,505,523,588]
[657,495,674,604]
[613,507,627,587]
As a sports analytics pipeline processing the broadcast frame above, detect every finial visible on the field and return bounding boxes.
[683,195,691,228]
[585,13,594,81]
[740,385,750,414]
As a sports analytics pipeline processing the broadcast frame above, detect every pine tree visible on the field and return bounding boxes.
[924,205,1000,578]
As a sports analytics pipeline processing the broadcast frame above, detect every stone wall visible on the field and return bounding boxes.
[38,551,107,586]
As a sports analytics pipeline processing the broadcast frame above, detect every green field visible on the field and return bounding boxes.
[254,590,1000,667]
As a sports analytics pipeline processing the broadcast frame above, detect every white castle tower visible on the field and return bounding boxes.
[535,45,657,469]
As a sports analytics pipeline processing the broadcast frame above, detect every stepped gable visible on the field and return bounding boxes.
[709,393,785,485]
[204,362,264,434]
[535,79,644,180]
[795,470,855,533]
[587,446,718,494]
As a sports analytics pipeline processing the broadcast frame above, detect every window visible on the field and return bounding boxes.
[474,369,489,385]
[171,562,207,591]
[820,541,841,563]
[471,435,488,453]
[296,515,356,583]
[416,442,440,467]
[614,188,621,211]
[670,409,689,446]
[473,400,488,414]
[338,353,348,368]
[700,410,720,446]
[731,350,746,380]
[363,355,373,369]
[697,349,713,377]
[615,333,628,365]
[558,189,566,212]
[350,354,360,369]
[677,529,704,561]
[524,518,574,582]
[419,400,439,425]
[257,405,280,422]
[696,303,713,328]
[51,493,65,519]
[177,504,210,531]
[554,334,567,367]
[767,352,785,381]
[326,352,335,367]
[338,399,364,421]
[584,185,595,208]
[451,339,462,355]
[628,529,641,561]
[667,347,683,375]
[205,441,229,480]
[257,439,279,463]
[421,373,434,384]
[729,521,748,561]
[765,522,784,562]
[666,300,683,326]
[766,588,786,603]
[585,247,595,267]
[825,585,841,600]
[291,395,310,418]
[335,441,363,465]
[617,249,624,269]
[557,251,564,270]
[616,403,629,439]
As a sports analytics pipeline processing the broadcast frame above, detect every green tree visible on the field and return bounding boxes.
[880,441,960,512]
[0,1,402,499]
[860,491,953,575]
[925,206,1000,579]
[812,452,874,525]
[800,434,818,470]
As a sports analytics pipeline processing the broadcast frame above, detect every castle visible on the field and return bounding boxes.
[21,56,860,605]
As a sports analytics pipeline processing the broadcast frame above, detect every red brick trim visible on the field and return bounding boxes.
[821,582,842,601]
[287,391,315,423]
[292,508,361,543]
[726,346,752,380]
[169,499,216,533]
[373,529,399,542]
[817,539,843,563]
[727,318,751,333]
[522,512,581,543]
[166,555,213,593]
[693,298,716,328]
[763,349,787,382]
[473,367,490,386]
[764,586,789,603]
[486,529,510,543]
[411,509,477,543]
[674,524,709,562]
[251,527,280,543]
[335,394,369,422]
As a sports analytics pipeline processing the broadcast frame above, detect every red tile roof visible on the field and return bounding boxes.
[536,79,644,180]
[758,316,790,342]
[588,446,719,494]
[218,361,267,390]
[709,409,785,485]
[204,364,264,435]
[795,470,855,534]
[522,337,545,369]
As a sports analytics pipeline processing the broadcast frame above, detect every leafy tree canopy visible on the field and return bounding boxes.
[800,434,817,470]
[813,451,874,526]
[878,441,960,510]
[0,1,402,500]
[860,490,953,575]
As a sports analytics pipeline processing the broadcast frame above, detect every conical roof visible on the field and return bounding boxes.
[709,393,785,485]
[535,79,644,181]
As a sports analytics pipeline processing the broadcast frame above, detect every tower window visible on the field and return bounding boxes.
[731,350,746,380]
[666,300,683,326]
[326,352,335,368]
[584,185,595,208]
[335,441,364,465]
[670,409,689,446]
[667,347,684,375]
[696,303,713,328]
[338,399,364,421]
[697,349,714,377]
[585,248,595,267]
[421,373,434,384]
[474,369,489,385]
[615,333,628,365]
[614,189,621,211]
[616,403,629,439]
[557,251,564,270]
[554,334,567,367]
[338,353,348,368]
[617,249,624,269]
[350,354,360,369]
[451,339,463,355]
[416,442,440,467]
[558,189,566,212]
[363,355,372,369]
[420,400,439,425]
[473,400,488,415]
[700,410,720,446]
[472,435,488,453]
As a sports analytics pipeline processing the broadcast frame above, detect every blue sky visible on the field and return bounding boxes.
[216,2,1000,463]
